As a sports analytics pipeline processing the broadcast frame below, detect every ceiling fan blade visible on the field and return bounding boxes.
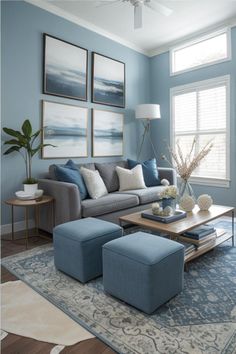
[95,0,121,8]
[134,5,142,29]
[146,1,173,16]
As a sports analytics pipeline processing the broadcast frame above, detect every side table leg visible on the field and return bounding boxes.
[11,205,15,241]
[52,200,55,228]
[232,210,235,247]
[25,207,29,249]
[35,205,39,236]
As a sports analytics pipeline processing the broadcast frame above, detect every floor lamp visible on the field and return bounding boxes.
[135,104,161,160]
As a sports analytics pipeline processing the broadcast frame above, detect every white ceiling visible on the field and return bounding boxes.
[28,0,236,56]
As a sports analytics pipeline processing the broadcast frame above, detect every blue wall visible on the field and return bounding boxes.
[2,0,235,226]
[150,27,236,208]
[1,0,150,225]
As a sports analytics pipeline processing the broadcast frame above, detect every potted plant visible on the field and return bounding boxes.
[3,119,54,194]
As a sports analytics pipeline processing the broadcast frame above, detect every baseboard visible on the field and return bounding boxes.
[1,219,35,236]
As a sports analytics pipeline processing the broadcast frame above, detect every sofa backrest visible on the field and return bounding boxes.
[49,162,96,180]
[95,161,127,193]
[48,160,127,193]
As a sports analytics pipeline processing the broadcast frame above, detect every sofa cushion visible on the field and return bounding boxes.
[127,158,160,187]
[116,165,146,191]
[54,160,88,200]
[81,193,139,218]
[95,160,127,193]
[117,185,166,204]
[49,162,95,180]
[80,167,108,200]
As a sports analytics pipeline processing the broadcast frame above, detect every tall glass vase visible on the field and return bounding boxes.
[178,178,195,201]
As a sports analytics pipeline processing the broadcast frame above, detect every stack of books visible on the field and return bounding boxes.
[178,224,217,250]
[177,240,196,257]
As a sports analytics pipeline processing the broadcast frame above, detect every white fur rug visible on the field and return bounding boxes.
[1,280,94,346]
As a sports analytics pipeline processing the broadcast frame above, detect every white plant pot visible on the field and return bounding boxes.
[23,183,38,194]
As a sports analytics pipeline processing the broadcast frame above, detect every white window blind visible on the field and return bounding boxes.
[171,76,230,187]
[171,28,231,75]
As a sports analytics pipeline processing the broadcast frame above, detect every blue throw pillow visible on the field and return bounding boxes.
[54,160,88,200]
[127,158,160,187]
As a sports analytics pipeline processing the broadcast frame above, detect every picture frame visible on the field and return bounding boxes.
[43,34,88,101]
[92,52,125,108]
[42,100,88,159]
[92,109,124,157]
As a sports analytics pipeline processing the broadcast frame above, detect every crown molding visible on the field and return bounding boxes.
[24,1,236,58]
[24,0,148,56]
[148,17,236,57]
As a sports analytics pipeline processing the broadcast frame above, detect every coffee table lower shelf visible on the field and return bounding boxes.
[119,204,234,264]
[183,232,233,263]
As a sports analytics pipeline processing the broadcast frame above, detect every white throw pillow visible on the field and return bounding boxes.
[116,165,146,191]
[80,167,108,199]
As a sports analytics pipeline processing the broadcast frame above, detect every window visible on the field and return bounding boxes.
[171,28,231,75]
[170,76,230,187]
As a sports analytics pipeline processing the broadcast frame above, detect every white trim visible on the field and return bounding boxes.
[170,27,231,76]
[1,219,35,236]
[170,75,230,188]
[189,177,230,188]
[24,0,147,55]
[148,19,236,57]
[24,1,236,58]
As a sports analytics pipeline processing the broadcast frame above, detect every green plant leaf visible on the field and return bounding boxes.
[22,119,32,138]
[30,129,41,147]
[3,127,23,139]
[4,139,22,146]
[23,177,38,184]
[31,143,56,156]
[3,146,21,155]
[31,129,41,138]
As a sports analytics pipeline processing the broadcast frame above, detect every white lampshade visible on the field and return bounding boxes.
[135,104,161,120]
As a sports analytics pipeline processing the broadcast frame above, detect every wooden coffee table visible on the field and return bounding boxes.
[119,204,235,263]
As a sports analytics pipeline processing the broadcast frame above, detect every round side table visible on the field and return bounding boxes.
[5,195,55,249]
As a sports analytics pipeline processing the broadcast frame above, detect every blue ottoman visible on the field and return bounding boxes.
[103,232,184,314]
[53,217,123,283]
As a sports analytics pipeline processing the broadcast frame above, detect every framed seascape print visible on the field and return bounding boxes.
[92,109,124,157]
[92,52,125,108]
[43,34,88,101]
[42,101,88,159]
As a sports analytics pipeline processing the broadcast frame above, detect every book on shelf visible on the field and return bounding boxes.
[216,228,226,238]
[177,240,196,256]
[195,239,216,250]
[178,231,217,246]
[184,224,215,240]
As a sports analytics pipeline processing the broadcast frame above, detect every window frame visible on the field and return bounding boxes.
[170,75,230,188]
[170,27,231,76]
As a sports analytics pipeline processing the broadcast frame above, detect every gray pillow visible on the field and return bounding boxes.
[95,161,127,192]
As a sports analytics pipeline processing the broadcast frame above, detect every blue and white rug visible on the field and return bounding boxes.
[2,219,236,354]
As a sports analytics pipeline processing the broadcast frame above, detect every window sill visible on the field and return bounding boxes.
[188,176,230,188]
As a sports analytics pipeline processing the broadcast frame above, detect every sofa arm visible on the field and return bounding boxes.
[38,179,82,233]
[158,167,177,186]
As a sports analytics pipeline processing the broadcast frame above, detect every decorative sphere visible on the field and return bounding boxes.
[152,202,160,215]
[179,195,195,212]
[163,206,173,216]
[161,179,170,186]
[197,194,213,211]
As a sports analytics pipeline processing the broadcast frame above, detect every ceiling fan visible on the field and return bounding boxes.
[85,0,173,29]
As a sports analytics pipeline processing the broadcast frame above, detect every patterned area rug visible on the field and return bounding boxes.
[2,220,236,354]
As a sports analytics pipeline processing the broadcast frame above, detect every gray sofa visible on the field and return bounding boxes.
[38,160,177,233]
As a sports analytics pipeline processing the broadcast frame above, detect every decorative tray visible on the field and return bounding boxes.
[141,210,187,224]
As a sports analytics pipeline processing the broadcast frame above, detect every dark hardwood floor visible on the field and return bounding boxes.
[1,231,116,354]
